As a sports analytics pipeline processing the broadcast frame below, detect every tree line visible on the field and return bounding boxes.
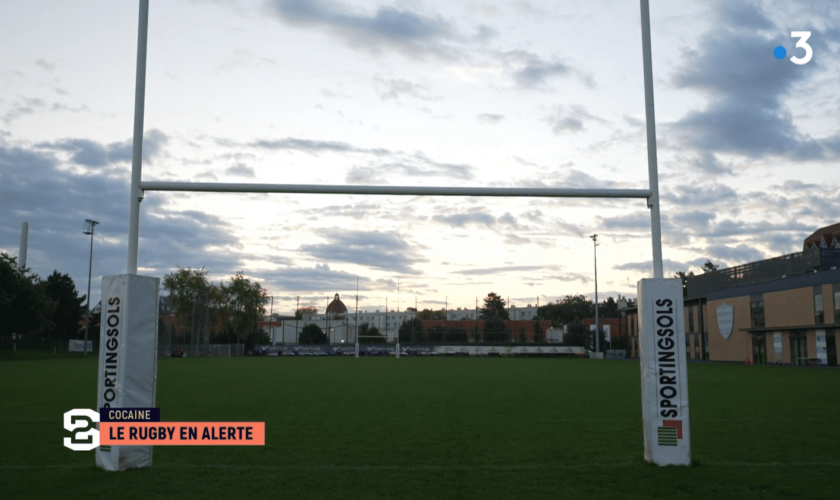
[162,267,270,349]
[1,252,87,342]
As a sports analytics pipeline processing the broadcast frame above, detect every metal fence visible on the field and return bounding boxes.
[161,343,244,357]
[687,248,840,298]
[0,336,93,353]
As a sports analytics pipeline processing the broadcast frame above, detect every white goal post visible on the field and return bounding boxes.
[112,0,686,469]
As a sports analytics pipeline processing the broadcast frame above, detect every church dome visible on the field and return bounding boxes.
[326,293,348,315]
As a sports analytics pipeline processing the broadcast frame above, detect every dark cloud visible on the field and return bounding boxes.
[613,259,697,277]
[453,265,551,276]
[661,184,739,208]
[2,97,89,124]
[260,263,372,293]
[249,137,382,155]
[704,243,766,265]
[544,105,609,135]
[34,59,55,71]
[300,229,425,274]
[670,210,716,234]
[714,0,775,31]
[2,97,45,123]
[0,137,238,309]
[477,113,504,125]
[227,135,475,182]
[597,211,650,231]
[266,0,459,59]
[375,77,436,100]
[225,162,256,177]
[432,212,495,228]
[499,50,595,89]
[345,156,473,183]
[763,231,803,255]
[35,129,168,167]
[667,3,835,160]
[702,218,812,239]
[548,168,622,190]
[678,152,734,175]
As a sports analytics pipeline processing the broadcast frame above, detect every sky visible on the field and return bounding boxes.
[1,0,839,315]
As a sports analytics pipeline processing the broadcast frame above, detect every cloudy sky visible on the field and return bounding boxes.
[1,0,838,315]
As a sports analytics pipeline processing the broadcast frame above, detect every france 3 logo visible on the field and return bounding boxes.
[775,32,813,65]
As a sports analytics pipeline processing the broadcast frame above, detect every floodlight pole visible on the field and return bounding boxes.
[591,234,599,355]
[640,0,664,279]
[18,221,29,274]
[127,0,149,275]
[83,219,100,356]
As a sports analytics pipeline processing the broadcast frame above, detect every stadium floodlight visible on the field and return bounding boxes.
[83,219,99,356]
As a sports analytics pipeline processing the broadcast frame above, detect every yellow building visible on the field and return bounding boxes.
[627,223,840,366]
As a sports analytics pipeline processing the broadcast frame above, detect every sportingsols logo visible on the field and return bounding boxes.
[657,420,683,446]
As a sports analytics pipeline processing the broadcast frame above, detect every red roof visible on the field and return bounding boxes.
[803,222,840,250]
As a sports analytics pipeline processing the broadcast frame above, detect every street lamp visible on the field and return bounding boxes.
[83,219,100,356]
[591,234,600,355]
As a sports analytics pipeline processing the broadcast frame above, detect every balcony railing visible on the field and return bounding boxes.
[686,248,840,298]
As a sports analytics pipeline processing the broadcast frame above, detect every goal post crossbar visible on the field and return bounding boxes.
[139,181,652,199]
[126,0,665,280]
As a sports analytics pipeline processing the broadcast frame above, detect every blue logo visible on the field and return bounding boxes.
[775,32,812,65]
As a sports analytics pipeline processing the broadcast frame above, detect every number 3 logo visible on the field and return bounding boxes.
[790,31,812,65]
[63,409,100,451]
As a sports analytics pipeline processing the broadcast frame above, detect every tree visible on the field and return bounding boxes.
[674,271,695,298]
[295,306,317,320]
[518,327,526,343]
[0,252,54,338]
[219,272,269,346]
[299,323,327,344]
[563,318,587,346]
[43,271,84,341]
[539,295,593,327]
[398,318,425,344]
[449,325,469,343]
[427,325,468,343]
[702,260,719,273]
[480,292,509,320]
[483,317,509,342]
[416,308,445,320]
[162,267,211,331]
[599,296,619,318]
[358,324,386,344]
[533,321,544,344]
[426,325,445,343]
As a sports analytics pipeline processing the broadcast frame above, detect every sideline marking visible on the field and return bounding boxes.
[4,461,840,471]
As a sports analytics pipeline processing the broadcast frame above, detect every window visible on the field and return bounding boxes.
[815,294,824,324]
[750,299,765,328]
[688,306,695,332]
[834,290,840,320]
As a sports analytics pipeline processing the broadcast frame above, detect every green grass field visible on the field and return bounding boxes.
[1,355,838,499]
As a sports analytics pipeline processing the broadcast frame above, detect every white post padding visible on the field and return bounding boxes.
[96,274,160,471]
[638,278,691,466]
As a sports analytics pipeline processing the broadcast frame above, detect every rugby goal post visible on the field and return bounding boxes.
[100,0,688,471]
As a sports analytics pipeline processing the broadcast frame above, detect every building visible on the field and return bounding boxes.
[803,222,840,250]
[626,222,840,365]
